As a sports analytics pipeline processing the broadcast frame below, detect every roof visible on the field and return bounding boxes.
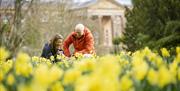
[71,0,126,10]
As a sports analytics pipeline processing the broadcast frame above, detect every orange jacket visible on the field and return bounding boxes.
[63,27,95,57]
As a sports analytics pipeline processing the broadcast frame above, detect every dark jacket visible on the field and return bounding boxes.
[41,43,64,61]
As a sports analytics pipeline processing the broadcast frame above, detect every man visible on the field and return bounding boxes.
[63,24,95,57]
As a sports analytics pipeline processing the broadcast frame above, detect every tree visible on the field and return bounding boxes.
[0,0,34,58]
[112,37,121,54]
[124,0,180,51]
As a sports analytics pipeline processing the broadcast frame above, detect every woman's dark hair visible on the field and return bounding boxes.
[49,34,63,63]
[50,34,63,49]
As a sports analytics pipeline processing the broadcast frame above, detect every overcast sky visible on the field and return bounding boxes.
[39,0,132,5]
[74,0,132,5]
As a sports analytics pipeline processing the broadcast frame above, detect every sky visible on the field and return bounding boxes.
[74,0,132,5]
[39,0,132,5]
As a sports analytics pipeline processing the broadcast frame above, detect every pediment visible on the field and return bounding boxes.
[88,0,124,10]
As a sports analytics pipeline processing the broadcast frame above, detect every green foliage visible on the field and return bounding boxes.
[124,0,180,51]
[112,37,125,54]
[112,37,122,45]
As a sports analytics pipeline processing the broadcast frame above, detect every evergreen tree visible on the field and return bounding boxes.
[124,0,180,51]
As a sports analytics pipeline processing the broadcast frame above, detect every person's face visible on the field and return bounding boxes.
[75,29,84,38]
[55,39,63,49]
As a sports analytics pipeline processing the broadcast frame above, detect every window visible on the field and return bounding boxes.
[105,29,110,46]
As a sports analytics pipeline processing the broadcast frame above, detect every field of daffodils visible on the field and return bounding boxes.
[0,47,180,91]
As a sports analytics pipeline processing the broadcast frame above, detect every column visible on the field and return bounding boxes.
[98,15,103,45]
[111,15,116,38]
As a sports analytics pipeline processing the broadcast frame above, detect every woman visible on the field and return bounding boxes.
[41,34,64,62]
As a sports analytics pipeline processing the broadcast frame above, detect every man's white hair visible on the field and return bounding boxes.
[75,23,85,31]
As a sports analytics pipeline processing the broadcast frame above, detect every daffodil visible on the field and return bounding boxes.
[119,59,129,68]
[75,76,90,91]
[0,47,9,63]
[74,59,95,72]
[63,69,81,85]
[75,56,121,91]
[94,55,120,79]
[32,56,40,62]
[50,56,54,61]
[18,84,32,91]
[161,48,170,57]
[148,52,157,62]
[75,75,105,91]
[154,57,164,68]
[169,61,178,83]
[49,65,63,82]
[15,53,32,77]
[49,82,64,91]
[158,66,173,88]
[16,52,30,63]
[1,60,13,75]
[74,53,83,60]
[142,47,152,56]
[147,68,158,85]
[0,84,7,91]
[119,75,134,91]
[176,46,180,54]
[88,78,104,91]
[56,55,61,60]
[0,70,4,82]
[178,68,180,81]
[174,54,180,63]
[39,57,47,63]
[15,62,32,77]
[46,61,52,67]
[34,64,51,87]
[7,73,15,85]
[132,61,149,80]
[64,61,70,68]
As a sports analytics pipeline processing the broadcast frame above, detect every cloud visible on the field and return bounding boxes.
[74,0,92,3]
[116,0,132,5]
